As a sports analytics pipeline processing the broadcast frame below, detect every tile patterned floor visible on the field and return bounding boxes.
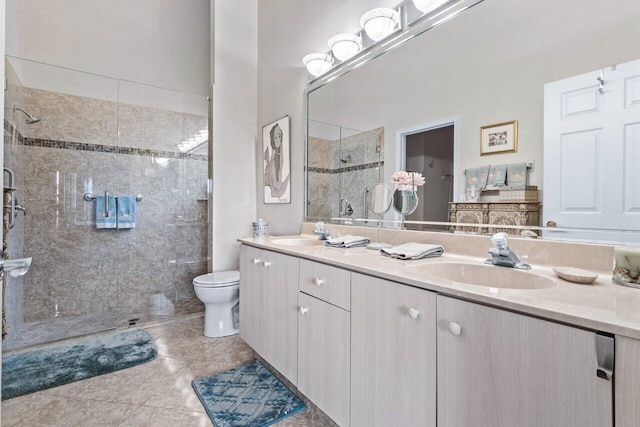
[1,316,337,426]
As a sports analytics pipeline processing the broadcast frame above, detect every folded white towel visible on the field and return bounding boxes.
[325,235,371,248]
[380,243,444,260]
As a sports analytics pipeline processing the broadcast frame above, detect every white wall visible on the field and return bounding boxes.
[212,0,258,270]
[5,0,210,96]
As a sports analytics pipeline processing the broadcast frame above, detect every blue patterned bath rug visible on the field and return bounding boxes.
[2,329,156,400]
[192,360,305,427]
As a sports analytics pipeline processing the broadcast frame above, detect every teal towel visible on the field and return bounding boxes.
[96,195,117,229]
[117,195,136,229]
[488,164,507,187]
[506,163,528,189]
[465,166,490,190]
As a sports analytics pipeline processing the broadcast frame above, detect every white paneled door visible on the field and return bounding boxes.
[544,58,640,241]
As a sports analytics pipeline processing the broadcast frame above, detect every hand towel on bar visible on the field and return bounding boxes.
[116,194,136,229]
[96,195,117,229]
[380,243,444,260]
[487,164,507,189]
[325,235,370,248]
[465,166,490,190]
[506,163,528,189]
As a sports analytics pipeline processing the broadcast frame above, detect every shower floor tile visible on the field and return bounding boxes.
[1,315,337,426]
[2,297,205,352]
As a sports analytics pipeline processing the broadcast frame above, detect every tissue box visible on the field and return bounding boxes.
[499,186,538,202]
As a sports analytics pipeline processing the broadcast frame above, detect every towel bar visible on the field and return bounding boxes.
[84,193,143,202]
[464,160,534,175]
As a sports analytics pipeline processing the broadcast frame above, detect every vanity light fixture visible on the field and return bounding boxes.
[412,0,449,14]
[302,53,333,77]
[360,7,401,42]
[328,33,363,62]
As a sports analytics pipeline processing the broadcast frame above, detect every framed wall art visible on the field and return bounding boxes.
[480,120,518,155]
[263,115,291,203]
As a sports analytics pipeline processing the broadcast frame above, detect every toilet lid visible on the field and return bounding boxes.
[193,271,240,287]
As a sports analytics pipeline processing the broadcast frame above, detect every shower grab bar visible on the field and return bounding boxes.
[84,192,143,216]
[84,193,142,202]
[4,167,17,229]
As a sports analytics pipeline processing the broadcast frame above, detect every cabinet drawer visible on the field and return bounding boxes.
[299,259,350,310]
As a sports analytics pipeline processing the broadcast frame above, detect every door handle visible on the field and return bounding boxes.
[596,332,614,380]
[408,307,420,319]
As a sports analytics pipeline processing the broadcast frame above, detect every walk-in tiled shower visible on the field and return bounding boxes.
[3,57,210,351]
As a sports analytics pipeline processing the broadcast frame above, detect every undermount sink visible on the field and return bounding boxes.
[411,263,557,290]
[270,237,324,247]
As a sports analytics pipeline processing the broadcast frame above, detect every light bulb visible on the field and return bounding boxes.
[302,53,333,77]
[360,8,400,42]
[328,34,362,61]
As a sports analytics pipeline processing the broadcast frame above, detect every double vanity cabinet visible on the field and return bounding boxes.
[239,242,640,426]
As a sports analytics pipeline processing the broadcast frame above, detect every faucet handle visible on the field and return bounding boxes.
[490,232,509,250]
[315,221,325,231]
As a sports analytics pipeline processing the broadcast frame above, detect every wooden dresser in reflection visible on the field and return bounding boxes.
[448,202,541,235]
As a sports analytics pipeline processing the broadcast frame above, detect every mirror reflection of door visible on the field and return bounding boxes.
[404,125,454,230]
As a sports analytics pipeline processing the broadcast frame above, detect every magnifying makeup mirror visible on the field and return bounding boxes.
[392,189,419,215]
[367,183,393,250]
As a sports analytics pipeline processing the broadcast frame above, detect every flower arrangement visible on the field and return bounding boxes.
[391,171,425,187]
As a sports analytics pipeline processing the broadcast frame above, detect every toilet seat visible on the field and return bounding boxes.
[193,271,240,288]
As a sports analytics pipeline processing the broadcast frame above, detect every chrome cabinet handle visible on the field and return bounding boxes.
[314,278,324,286]
[448,322,462,336]
[408,307,420,319]
[252,258,261,264]
[299,306,308,314]
[263,261,271,268]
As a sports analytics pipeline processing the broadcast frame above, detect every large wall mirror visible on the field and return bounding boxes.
[305,0,640,244]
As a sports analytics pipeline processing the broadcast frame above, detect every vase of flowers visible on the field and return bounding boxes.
[391,171,425,192]
[390,171,425,222]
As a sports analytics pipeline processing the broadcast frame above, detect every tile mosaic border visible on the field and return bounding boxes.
[307,161,384,174]
[4,120,207,161]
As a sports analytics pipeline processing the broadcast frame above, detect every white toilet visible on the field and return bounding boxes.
[193,271,240,338]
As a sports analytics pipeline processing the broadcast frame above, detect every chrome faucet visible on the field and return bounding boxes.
[484,232,531,270]
[313,221,332,240]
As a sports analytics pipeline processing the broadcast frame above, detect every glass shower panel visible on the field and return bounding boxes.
[3,56,121,350]
[116,81,208,321]
[2,57,209,352]
[338,126,384,221]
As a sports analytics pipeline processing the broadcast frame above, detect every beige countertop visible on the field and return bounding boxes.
[238,233,640,340]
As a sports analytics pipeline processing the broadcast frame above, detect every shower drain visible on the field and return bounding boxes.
[128,318,140,326]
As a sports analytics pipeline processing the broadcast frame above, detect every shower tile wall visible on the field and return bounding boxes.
[333,128,383,219]
[307,128,383,220]
[3,60,208,328]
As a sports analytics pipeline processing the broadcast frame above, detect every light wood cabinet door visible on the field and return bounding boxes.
[615,335,640,426]
[437,295,612,427]
[239,245,264,354]
[261,250,299,384]
[298,292,350,427]
[350,273,436,427]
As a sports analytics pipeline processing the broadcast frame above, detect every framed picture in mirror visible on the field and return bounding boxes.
[480,120,518,155]
[263,115,291,204]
